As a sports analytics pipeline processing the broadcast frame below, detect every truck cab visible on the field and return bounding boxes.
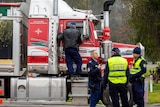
[21,0,144,75]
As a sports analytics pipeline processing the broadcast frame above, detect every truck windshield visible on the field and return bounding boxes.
[93,20,101,37]
[0,20,13,60]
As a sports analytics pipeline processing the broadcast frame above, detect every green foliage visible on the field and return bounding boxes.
[148,82,160,104]
[0,20,13,46]
[124,0,160,61]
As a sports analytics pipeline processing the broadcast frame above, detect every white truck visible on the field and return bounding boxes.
[0,0,143,106]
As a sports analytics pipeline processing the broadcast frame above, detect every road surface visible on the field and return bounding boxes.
[0,104,159,107]
[0,101,160,107]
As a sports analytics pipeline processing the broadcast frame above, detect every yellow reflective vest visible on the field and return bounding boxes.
[130,57,145,77]
[108,56,128,84]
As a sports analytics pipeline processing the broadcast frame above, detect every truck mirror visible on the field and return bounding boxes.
[93,30,98,40]
[137,42,145,57]
[83,20,89,40]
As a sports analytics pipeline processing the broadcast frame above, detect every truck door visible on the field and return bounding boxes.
[58,20,101,74]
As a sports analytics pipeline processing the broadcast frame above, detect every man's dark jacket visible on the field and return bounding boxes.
[58,27,82,50]
[87,58,102,86]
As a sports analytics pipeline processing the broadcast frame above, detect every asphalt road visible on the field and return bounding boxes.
[0,102,160,107]
[0,104,159,107]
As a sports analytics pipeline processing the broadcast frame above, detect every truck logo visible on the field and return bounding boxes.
[35,28,42,35]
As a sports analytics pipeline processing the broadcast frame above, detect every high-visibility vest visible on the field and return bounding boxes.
[108,56,128,84]
[130,57,145,77]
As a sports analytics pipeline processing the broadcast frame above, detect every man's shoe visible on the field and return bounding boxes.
[74,74,81,80]
[75,76,79,80]
[67,74,71,79]
[70,74,76,81]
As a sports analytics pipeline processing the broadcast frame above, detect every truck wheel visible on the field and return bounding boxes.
[127,83,134,107]
[101,83,133,107]
[101,86,112,107]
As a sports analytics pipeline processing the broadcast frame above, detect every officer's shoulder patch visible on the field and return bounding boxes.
[89,60,92,63]
[87,68,90,72]
[143,64,147,68]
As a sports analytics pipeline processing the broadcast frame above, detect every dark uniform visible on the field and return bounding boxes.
[58,23,82,75]
[103,48,130,107]
[87,58,102,107]
[130,56,147,107]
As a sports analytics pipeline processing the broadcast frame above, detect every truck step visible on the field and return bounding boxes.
[70,77,89,105]
[67,77,88,82]
[68,94,89,97]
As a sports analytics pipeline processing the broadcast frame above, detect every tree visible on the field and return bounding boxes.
[0,20,13,59]
[0,20,13,45]
[65,0,132,44]
[124,0,160,61]
[110,0,133,44]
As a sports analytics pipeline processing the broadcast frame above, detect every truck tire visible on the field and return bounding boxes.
[101,86,112,107]
[127,83,134,107]
[101,83,133,107]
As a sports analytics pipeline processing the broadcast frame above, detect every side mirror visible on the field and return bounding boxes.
[93,30,98,40]
[83,20,89,40]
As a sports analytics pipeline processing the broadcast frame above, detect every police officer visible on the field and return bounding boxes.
[130,47,147,107]
[57,22,82,77]
[103,47,130,107]
[87,50,103,107]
